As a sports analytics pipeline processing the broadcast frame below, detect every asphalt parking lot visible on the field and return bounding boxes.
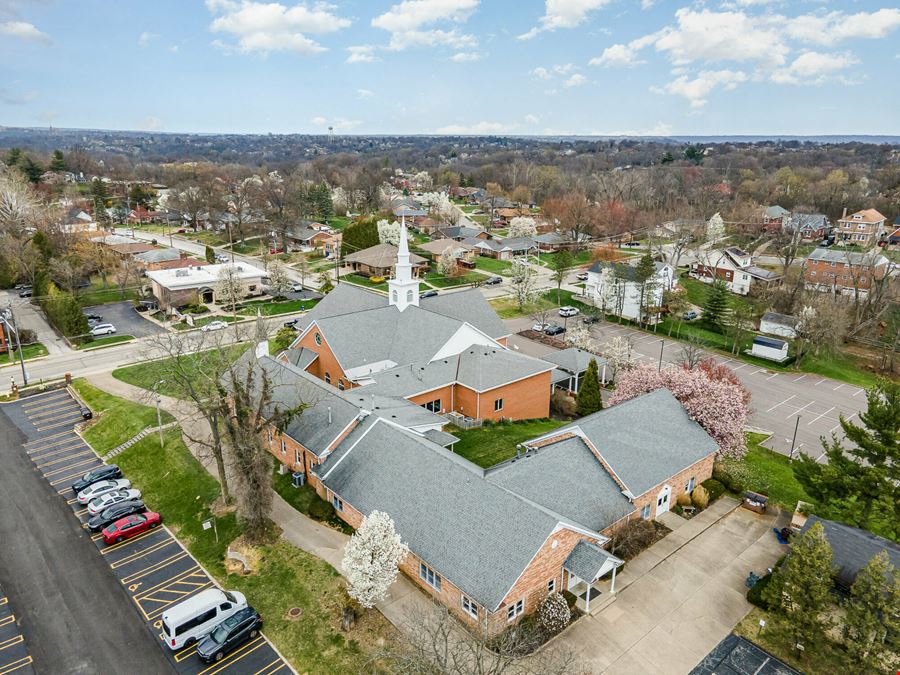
[0,390,290,675]
[83,301,165,339]
[691,634,798,675]
[0,581,34,675]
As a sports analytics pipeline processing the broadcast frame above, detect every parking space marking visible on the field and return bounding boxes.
[785,400,816,419]
[20,393,69,410]
[173,644,199,663]
[25,436,79,454]
[107,535,175,567]
[0,616,15,629]
[853,388,865,397]
[49,463,103,486]
[132,566,204,599]
[198,637,266,675]
[135,570,213,621]
[0,636,24,652]
[0,597,6,606]
[101,526,167,555]
[24,428,76,445]
[833,383,845,391]
[766,372,778,380]
[807,406,835,426]
[30,441,87,461]
[26,404,78,420]
[74,507,88,517]
[766,395,795,413]
[731,363,749,371]
[254,659,288,675]
[91,532,104,541]
[44,456,99,478]
[792,374,807,382]
[814,379,827,386]
[0,656,32,675]
[36,415,86,432]
[121,551,192,585]
[829,412,856,434]
[36,449,94,469]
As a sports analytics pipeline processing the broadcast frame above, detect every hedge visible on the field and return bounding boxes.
[701,478,725,504]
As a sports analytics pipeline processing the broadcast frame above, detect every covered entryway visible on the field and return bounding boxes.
[563,540,624,614]
[199,287,214,304]
[656,484,671,517]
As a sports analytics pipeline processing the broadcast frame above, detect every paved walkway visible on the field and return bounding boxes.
[557,498,786,674]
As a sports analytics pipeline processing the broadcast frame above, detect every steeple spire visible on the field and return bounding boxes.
[388,214,420,312]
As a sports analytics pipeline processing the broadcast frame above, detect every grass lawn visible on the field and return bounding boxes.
[0,343,48,364]
[740,432,811,510]
[735,608,848,674]
[181,231,228,247]
[539,249,594,267]
[423,270,489,288]
[325,215,352,230]
[227,237,265,255]
[172,314,241,331]
[490,288,591,320]
[71,378,173,455]
[272,470,353,534]
[76,335,135,350]
[115,427,391,673]
[450,419,566,468]
[343,273,387,292]
[473,256,515,275]
[111,344,249,397]
[237,298,320,316]
[77,279,137,305]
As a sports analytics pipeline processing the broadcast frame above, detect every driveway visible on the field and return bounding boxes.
[1,290,71,355]
[557,499,784,674]
[83,302,165,339]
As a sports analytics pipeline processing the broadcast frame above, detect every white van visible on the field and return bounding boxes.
[161,588,248,650]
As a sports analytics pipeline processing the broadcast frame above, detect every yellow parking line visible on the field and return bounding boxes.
[0,635,24,651]
[25,430,77,448]
[30,407,80,423]
[0,597,6,605]
[110,538,176,569]
[253,657,285,675]
[0,615,15,628]
[44,456,98,478]
[198,637,266,675]
[103,527,168,557]
[27,404,78,419]
[36,449,94,469]
[173,644,198,662]
[132,566,203,599]
[30,441,87,460]
[91,532,104,541]
[0,656,33,675]
[36,415,84,432]
[121,551,191,585]
[50,466,102,487]
[21,393,68,409]
[74,507,88,516]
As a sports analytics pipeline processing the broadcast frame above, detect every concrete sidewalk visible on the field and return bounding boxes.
[87,371,430,632]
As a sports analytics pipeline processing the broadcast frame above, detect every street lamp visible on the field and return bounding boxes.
[153,379,166,448]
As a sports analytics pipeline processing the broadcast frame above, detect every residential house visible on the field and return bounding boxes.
[759,312,798,339]
[836,208,887,246]
[60,208,97,234]
[543,348,610,392]
[450,187,484,204]
[803,248,891,295]
[344,243,428,278]
[585,260,675,324]
[283,223,341,257]
[689,247,781,296]
[468,236,537,260]
[784,213,830,241]
[886,216,900,247]
[761,205,790,233]
[392,206,429,224]
[415,238,476,261]
[654,218,704,240]
[494,207,530,226]
[125,206,153,225]
[533,231,592,253]
[132,248,190,272]
[146,263,264,310]
[436,225,489,241]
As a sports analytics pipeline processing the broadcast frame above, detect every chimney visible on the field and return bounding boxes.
[842,207,848,219]
[327,406,332,424]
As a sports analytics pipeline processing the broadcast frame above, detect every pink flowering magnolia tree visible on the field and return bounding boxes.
[608,363,750,457]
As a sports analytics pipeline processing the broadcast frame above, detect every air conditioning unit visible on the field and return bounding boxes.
[292,472,306,488]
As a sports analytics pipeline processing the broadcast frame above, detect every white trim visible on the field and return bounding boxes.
[319,418,380,481]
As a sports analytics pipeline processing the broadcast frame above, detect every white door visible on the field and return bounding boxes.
[656,485,671,517]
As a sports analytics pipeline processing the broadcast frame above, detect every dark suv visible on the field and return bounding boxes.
[196,606,263,663]
[87,499,147,532]
[71,465,122,495]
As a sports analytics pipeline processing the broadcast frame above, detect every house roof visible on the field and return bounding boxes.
[133,248,182,264]
[588,260,669,280]
[486,435,635,532]
[530,389,719,496]
[765,205,790,218]
[807,248,889,266]
[761,312,798,328]
[542,348,606,375]
[564,540,623,583]
[416,238,472,256]
[318,418,567,611]
[786,213,828,230]
[344,243,427,268]
[146,263,263,290]
[286,347,319,370]
[746,266,781,281]
[800,516,900,587]
[109,243,159,256]
[422,429,460,447]
[839,208,886,223]
[438,225,485,240]
[393,207,428,218]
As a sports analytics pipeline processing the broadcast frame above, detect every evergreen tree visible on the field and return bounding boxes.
[633,252,657,325]
[342,217,379,254]
[762,522,834,651]
[314,183,333,221]
[577,358,603,416]
[318,271,334,294]
[205,245,216,265]
[18,155,44,183]
[702,280,730,332]
[843,550,900,672]
[5,148,22,166]
[48,150,67,172]
[793,380,899,541]
[660,151,674,164]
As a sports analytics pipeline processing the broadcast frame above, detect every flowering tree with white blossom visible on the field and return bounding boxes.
[508,216,538,238]
[342,510,409,609]
[608,362,749,457]
[377,219,401,246]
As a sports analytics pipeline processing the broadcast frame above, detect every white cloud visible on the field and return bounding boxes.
[169,45,179,53]
[138,31,157,47]
[356,88,374,99]
[137,116,163,131]
[387,28,475,51]
[592,122,673,136]
[652,69,747,108]
[373,0,479,52]
[0,20,50,43]
[564,73,587,87]
[519,0,612,40]
[450,51,481,62]
[207,1,351,55]
[0,88,38,105]
[309,116,361,131]
[435,121,511,134]
[590,42,644,67]
[524,114,539,124]
[346,44,378,63]
[771,51,858,85]
[785,9,900,44]
[532,66,552,79]
[310,115,327,125]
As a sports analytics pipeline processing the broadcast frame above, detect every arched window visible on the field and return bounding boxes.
[314,332,322,346]
[338,379,346,391]
[392,290,398,303]
[406,290,414,302]
[324,372,331,385]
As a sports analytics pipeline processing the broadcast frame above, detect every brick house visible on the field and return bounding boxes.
[344,243,428,278]
[761,205,790,233]
[146,262,264,310]
[784,213,830,241]
[836,208,887,246]
[803,248,891,295]
[689,247,781,296]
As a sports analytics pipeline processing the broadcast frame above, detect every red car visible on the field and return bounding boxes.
[176,228,187,234]
[269,247,284,254]
[102,511,162,545]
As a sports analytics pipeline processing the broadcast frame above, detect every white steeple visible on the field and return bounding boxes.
[388,215,420,312]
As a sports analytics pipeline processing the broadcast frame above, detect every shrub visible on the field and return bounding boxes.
[691,485,710,510]
[746,572,772,609]
[561,590,578,610]
[676,492,692,507]
[308,495,336,521]
[370,276,385,284]
[608,518,658,560]
[538,592,570,633]
[550,390,577,417]
[701,478,725,503]
[714,458,752,493]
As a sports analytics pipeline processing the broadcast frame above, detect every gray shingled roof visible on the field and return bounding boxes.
[532,389,718,496]
[807,248,889,266]
[344,243,427,268]
[487,436,634,531]
[765,205,789,219]
[318,419,563,610]
[800,516,900,587]
[543,348,606,375]
[134,248,182,264]
[286,347,319,370]
[746,265,781,280]
[564,541,622,583]
[419,288,510,339]
[588,260,668,280]
[761,312,798,328]
[423,429,460,447]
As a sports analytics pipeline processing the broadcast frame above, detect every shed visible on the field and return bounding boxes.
[749,335,789,363]
[759,312,798,339]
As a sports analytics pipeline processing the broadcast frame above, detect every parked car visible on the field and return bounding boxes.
[71,465,122,494]
[582,315,599,325]
[283,318,299,329]
[196,607,264,664]
[90,323,116,336]
[162,589,248,651]
[87,488,142,516]
[558,306,579,317]
[623,241,641,247]
[79,406,93,420]
[290,282,304,292]
[102,511,162,545]
[484,276,502,285]
[87,318,102,328]
[419,290,439,299]
[77,478,132,505]
[269,247,284,255]
[176,228,187,234]
[575,272,589,281]
[87,500,147,532]
[682,310,699,321]
[84,313,103,323]
[18,287,32,298]
[201,320,228,332]
[532,322,550,332]
[544,324,566,336]
[215,254,230,263]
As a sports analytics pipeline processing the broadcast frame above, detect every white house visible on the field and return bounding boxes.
[146,263,264,311]
[689,247,781,296]
[759,312,798,339]
[585,260,675,324]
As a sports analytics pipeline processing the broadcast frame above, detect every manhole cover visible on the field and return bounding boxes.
[286,607,302,620]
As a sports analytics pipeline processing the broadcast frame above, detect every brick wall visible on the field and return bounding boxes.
[407,384,455,413]
[626,452,716,523]
[803,259,881,290]
[453,372,551,422]
[292,326,351,387]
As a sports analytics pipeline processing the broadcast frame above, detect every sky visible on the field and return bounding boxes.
[2,0,900,136]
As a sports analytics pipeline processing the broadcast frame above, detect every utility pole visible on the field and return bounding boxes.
[154,380,166,448]
[658,339,665,372]
[788,416,800,461]
[4,305,28,386]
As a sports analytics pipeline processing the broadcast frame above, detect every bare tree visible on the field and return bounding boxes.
[676,336,705,369]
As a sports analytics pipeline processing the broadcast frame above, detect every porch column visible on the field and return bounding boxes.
[611,566,617,593]
[584,580,590,613]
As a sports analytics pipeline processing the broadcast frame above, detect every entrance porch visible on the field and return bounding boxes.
[564,540,624,614]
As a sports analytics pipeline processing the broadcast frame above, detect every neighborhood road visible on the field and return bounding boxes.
[505,315,868,461]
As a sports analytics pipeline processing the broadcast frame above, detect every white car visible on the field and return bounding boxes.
[87,488,142,515]
[575,272,589,281]
[290,282,304,292]
[90,323,116,336]
[77,478,132,505]
[558,306,579,317]
[532,322,550,332]
[201,320,228,332]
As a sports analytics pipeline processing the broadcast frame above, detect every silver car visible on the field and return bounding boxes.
[87,488,142,515]
[76,478,132,505]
